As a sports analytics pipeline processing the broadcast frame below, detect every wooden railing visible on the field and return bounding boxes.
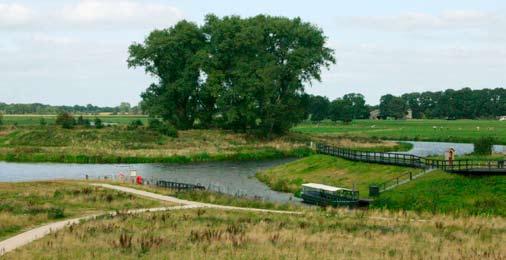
[156,180,205,191]
[316,144,506,175]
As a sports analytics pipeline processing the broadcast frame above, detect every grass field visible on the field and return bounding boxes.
[372,170,506,216]
[256,155,421,198]
[2,115,148,126]
[293,119,506,144]
[5,208,505,259]
[0,181,165,239]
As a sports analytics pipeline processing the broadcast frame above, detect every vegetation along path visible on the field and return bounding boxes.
[0,183,299,255]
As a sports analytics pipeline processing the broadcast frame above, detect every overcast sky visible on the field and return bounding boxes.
[1,0,505,106]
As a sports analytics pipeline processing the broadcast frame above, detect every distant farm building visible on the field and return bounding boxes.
[499,116,506,121]
[405,109,413,120]
[369,109,380,120]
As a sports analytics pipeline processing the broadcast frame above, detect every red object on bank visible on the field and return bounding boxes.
[136,176,143,185]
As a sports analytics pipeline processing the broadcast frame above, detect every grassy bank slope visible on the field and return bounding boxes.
[0,181,164,239]
[372,171,506,216]
[293,119,506,144]
[257,155,421,197]
[0,126,409,164]
[6,208,505,259]
[0,128,311,163]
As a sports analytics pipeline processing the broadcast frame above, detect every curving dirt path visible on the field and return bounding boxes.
[91,183,301,215]
[0,183,299,256]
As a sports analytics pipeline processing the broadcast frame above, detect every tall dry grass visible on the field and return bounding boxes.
[6,208,505,259]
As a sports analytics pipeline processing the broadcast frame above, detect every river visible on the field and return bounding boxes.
[0,159,297,203]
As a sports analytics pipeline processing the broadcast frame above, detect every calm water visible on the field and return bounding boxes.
[1,141,504,202]
[0,159,298,203]
[399,141,506,157]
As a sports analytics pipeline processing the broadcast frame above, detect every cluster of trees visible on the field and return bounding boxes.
[0,102,142,115]
[381,88,506,119]
[55,113,104,129]
[128,14,334,136]
[303,93,369,122]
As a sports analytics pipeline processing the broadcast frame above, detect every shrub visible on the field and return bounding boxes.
[76,116,91,127]
[148,119,178,137]
[127,119,144,130]
[56,112,76,129]
[474,136,495,155]
[94,117,104,129]
[39,118,47,126]
[47,207,65,219]
[0,112,3,126]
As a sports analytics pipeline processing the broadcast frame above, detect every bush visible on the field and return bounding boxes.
[39,118,47,126]
[56,112,75,129]
[47,207,65,219]
[76,116,91,127]
[474,136,495,155]
[148,119,178,137]
[127,119,144,130]
[94,117,103,129]
[0,112,3,126]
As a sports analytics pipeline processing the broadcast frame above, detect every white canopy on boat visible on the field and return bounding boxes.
[302,183,352,192]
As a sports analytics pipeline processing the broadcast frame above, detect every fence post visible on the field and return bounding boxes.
[409,172,412,180]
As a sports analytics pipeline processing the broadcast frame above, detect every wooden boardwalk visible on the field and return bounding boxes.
[316,144,506,175]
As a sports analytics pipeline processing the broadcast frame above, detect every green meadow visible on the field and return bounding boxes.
[372,170,506,216]
[293,119,506,144]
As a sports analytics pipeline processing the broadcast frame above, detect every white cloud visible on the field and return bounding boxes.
[337,11,503,31]
[0,1,183,31]
[60,0,183,28]
[0,3,34,28]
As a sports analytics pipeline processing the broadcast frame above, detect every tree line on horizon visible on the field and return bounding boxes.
[304,87,506,122]
[0,102,142,115]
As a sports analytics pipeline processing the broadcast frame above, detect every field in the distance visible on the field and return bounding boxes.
[293,119,506,144]
[2,114,148,126]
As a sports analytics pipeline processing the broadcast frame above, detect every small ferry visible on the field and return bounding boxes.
[301,183,359,207]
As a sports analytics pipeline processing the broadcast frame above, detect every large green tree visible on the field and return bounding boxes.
[379,94,407,119]
[129,14,335,136]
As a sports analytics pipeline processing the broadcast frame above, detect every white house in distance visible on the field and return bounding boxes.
[499,116,506,121]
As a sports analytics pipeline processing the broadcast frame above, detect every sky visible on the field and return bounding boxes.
[1,0,505,106]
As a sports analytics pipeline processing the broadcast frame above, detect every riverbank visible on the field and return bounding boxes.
[257,155,422,198]
[0,127,408,164]
[372,170,506,216]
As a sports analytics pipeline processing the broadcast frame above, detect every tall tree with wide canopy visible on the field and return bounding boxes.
[129,14,335,136]
[202,14,335,135]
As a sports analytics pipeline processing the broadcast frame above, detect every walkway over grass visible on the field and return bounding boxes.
[317,144,506,175]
